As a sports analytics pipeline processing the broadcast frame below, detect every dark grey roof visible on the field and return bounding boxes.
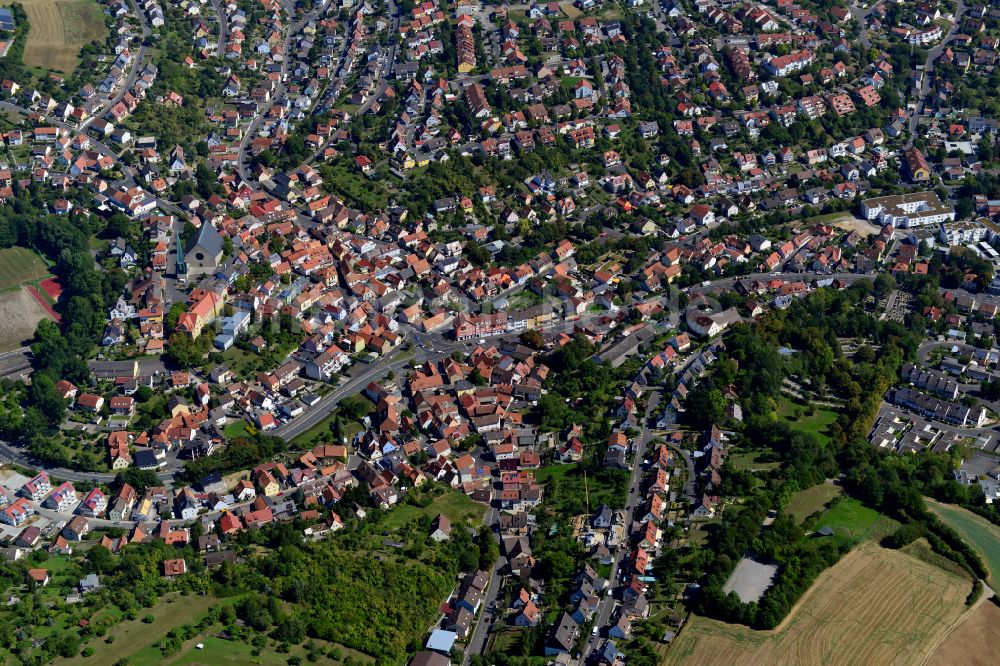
[187,222,224,257]
[548,612,579,651]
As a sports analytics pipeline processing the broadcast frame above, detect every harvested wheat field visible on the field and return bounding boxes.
[0,287,52,351]
[0,0,106,72]
[663,544,972,666]
[926,599,1000,666]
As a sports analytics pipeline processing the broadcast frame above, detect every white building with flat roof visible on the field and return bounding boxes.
[860,192,955,228]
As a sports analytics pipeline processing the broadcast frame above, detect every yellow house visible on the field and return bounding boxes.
[256,470,280,497]
[176,289,226,339]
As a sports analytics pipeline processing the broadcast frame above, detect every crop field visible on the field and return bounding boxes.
[927,598,1000,666]
[662,544,971,666]
[0,287,52,351]
[926,499,1000,586]
[0,0,106,72]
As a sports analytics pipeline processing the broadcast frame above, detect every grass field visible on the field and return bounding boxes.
[815,498,898,543]
[901,537,974,580]
[0,0,106,72]
[728,451,781,473]
[0,287,53,351]
[63,593,217,666]
[381,491,486,530]
[784,483,844,523]
[222,419,252,440]
[776,397,838,444]
[662,544,972,666]
[560,76,586,89]
[927,597,1000,666]
[0,246,50,290]
[926,499,1000,586]
[535,462,579,484]
[153,635,371,665]
[286,411,365,449]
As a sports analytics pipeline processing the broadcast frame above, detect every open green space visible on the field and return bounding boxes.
[220,345,263,378]
[926,498,1000,586]
[155,635,370,666]
[901,537,975,580]
[63,593,217,666]
[0,246,50,290]
[535,462,579,484]
[319,162,390,210]
[815,498,898,544]
[728,450,781,473]
[289,393,374,449]
[382,490,486,531]
[775,397,838,444]
[784,483,844,523]
[222,419,252,440]
[288,412,349,449]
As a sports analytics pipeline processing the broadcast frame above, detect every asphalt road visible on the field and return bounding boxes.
[583,387,661,660]
[463,506,501,663]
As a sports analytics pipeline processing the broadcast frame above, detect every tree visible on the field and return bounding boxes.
[686,384,727,429]
[469,368,487,386]
[874,273,896,299]
[114,468,160,494]
[166,303,187,335]
[520,328,544,350]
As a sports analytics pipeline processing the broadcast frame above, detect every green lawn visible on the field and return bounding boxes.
[320,163,389,210]
[41,555,77,574]
[223,419,252,440]
[535,463,579,484]
[221,346,261,378]
[381,491,486,531]
[289,394,374,449]
[64,594,218,666]
[927,499,1000,586]
[135,634,371,666]
[163,638,291,666]
[785,483,844,523]
[815,498,898,544]
[0,246,50,290]
[288,411,337,448]
[776,397,838,444]
[728,451,782,473]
